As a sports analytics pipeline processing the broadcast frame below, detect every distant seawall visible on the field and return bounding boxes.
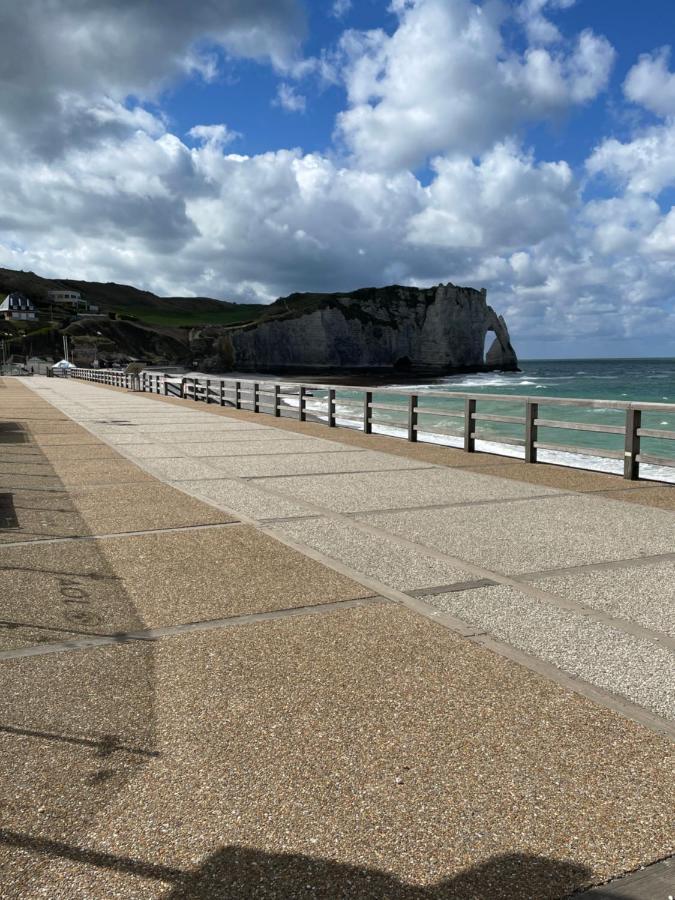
[201,282,518,375]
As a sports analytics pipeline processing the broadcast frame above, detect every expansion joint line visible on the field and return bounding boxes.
[0,596,386,661]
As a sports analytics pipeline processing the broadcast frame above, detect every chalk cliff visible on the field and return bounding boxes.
[219,283,517,374]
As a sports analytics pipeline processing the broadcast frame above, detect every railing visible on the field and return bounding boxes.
[67,368,675,482]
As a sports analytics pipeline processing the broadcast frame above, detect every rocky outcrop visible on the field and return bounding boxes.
[223,283,518,374]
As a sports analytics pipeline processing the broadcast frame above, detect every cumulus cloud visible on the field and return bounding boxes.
[2,0,675,353]
[587,122,675,195]
[275,83,307,113]
[331,0,352,19]
[336,0,614,170]
[624,47,675,118]
[188,124,240,147]
[0,0,304,155]
[407,144,576,251]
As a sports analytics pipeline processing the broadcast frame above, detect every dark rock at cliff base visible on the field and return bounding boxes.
[217,282,518,374]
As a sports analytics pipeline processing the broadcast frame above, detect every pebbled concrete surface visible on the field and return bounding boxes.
[527,561,675,639]
[1,604,675,899]
[3,376,674,899]
[278,516,476,591]
[423,583,675,720]
[359,493,675,574]
[249,466,558,514]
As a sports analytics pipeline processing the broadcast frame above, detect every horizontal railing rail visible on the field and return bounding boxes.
[67,368,675,481]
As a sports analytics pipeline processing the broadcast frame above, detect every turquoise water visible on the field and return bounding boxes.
[299,358,675,482]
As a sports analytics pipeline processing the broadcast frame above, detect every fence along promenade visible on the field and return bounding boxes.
[68,368,675,482]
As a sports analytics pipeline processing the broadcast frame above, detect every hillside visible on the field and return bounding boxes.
[0,269,518,375]
[0,268,261,327]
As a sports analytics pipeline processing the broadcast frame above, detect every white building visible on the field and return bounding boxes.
[0,292,37,321]
[48,289,83,306]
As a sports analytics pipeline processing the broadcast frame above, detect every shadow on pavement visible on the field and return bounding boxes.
[0,834,593,899]
[165,846,593,899]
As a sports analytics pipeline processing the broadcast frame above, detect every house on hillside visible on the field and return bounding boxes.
[0,292,37,321]
[47,289,84,308]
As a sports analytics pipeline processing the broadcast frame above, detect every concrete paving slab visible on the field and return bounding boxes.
[527,562,675,639]
[278,516,476,590]
[0,524,371,650]
[138,458,226,482]
[126,422,270,434]
[205,449,432,478]
[90,432,154,445]
[109,443,185,459]
[0,460,55,476]
[596,485,675,511]
[360,494,675,574]
[39,444,121,461]
[49,458,155,486]
[1,603,674,898]
[461,462,657,494]
[66,482,237,535]
[177,478,315,520]
[0,473,63,490]
[250,466,560,514]
[172,436,355,455]
[36,432,129,447]
[423,584,675,721]
[24,423,87,435]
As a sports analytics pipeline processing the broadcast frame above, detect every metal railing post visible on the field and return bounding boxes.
[624,407,641,480]
[205,378,211,404]
[235,381,241,409]
[220,380,225,407]
[299,386,306,421]
[192,377,198,401]
[328,389,336,427]
[273,384,280,417]
[408,394,418,442]
[525,401,538,464]
[364,391,372,434]
[253,382,259,413]
[464,398,476,453]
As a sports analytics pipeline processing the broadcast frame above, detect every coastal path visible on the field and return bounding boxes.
[0,374,673,898]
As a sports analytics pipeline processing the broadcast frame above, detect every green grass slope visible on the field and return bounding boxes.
[0,267,261,327]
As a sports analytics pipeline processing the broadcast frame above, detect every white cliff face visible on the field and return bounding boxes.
[227,283,517,373]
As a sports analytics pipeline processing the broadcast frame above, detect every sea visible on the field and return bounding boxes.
[281,357,675,484]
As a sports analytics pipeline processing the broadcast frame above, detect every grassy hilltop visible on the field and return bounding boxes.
[0,267,261,328]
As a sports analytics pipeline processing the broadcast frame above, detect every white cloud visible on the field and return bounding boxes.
[0,0,305,156]
[336,0,614,170]
[188,124,240,147]
[624,47,675,118]
[275,83,307,113]
[643,207,675,257]
[1,0,674,354]
[587,121,675,195]
[407,143,576,251]
[331,0,352,18]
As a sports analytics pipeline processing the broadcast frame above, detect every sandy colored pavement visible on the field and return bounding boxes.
[1,376,674,899]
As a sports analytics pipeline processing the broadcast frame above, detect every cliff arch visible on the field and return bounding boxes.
[484,314,518,371]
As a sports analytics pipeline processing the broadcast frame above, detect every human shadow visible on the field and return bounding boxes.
[0,834,599,900]
[165,845,594,900]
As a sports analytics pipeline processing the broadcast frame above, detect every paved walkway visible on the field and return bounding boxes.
[1,376,674,899]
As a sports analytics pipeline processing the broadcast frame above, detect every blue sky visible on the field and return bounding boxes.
[2,0,675,358]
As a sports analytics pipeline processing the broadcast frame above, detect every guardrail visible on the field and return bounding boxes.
[68,368,675,481]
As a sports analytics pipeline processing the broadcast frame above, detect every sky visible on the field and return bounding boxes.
[1,1,675,358]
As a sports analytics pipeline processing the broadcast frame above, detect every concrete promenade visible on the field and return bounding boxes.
[1,375,673,898]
